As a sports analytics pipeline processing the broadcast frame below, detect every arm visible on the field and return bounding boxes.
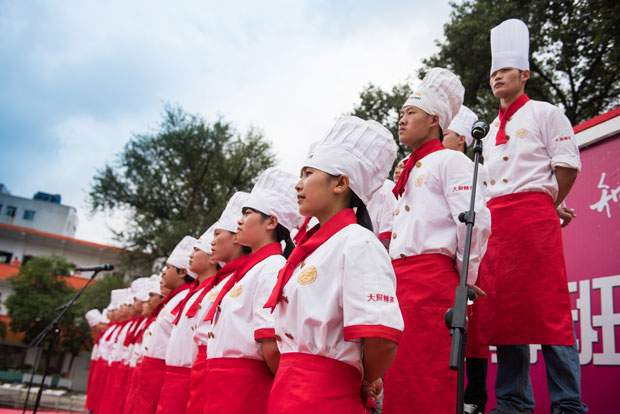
[261,338,280,375]
[554,167,579,207]
[362,337,398,381]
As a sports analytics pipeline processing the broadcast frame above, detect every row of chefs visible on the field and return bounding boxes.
[82,18,585,414]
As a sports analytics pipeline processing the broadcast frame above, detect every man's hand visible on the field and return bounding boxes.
[467,284,486,298]
[557,206,576,227]
[362,377,383,400]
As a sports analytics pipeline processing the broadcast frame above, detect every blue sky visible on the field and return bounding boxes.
[0,0,453,244]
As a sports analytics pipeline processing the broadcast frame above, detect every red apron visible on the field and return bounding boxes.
[185,345,207,414]
[156,365,192,414]
[383,253,458,414]
[268,352,366,414]
[85,357,100,410]
[465,306,490,359]
[204,357,273,414]
[474,192,574,345]
[133,356,167,414]
[123,363,142,414]
[92,360,109,413]
[98,361,122,414]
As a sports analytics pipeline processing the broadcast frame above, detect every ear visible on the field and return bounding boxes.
[265,215,278,231]
[178,268,187,278]
[332,174,350,195]
[459,134,466,145]
[521,70,530,83]
[430,114,440,128]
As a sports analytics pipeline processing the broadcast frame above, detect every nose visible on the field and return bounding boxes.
[295,178,303,192]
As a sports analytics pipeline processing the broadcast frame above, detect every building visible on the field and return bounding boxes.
[0,187,122,392]
[0,185,78,239]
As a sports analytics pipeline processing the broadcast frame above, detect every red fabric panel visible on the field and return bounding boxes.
[204,357,273,414]
[133,356,167,414]
[254,328,275,341]
[185,345,207,414]
[156,366,191,414]
[84,357,99,410]
[268,352,366,413]
[474,192,574,345]
[122,366,138,414]
[343,325,402,343]
[382,253,458,414]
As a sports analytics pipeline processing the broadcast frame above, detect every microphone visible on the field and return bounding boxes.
[471,119,490,140]
[75,264,114,272]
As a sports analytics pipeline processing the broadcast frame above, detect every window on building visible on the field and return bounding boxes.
[6,205,16,218]
[23,209,36,220]
[0,251,13,264]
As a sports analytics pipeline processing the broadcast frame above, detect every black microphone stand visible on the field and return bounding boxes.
[21,268,102,414]
[445,121,489,414]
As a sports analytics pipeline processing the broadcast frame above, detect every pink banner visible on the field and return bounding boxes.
[480,132,620,413]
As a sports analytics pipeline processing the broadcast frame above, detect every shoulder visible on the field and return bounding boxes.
[256,254,286,273]
[340,224,386,252]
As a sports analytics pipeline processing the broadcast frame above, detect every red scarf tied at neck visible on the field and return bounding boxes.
[264,208,358,312]
[204,242,283,323]
[495,93,529,146]
[392,138,444,199]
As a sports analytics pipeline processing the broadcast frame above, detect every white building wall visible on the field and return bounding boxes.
[0,193,78,237]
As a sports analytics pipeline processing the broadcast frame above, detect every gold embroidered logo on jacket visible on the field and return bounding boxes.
[207,290,219,301]
[516,128,528,138]
[297,266,318,285]
[229,285,243,298]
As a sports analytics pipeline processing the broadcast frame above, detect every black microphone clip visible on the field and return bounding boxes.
[471,119,490,140]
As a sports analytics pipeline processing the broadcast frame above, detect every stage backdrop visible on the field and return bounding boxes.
[480,109,620,413]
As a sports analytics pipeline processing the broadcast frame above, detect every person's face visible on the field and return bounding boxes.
[147,291,162,311]
[131,298,142,315]
[398,106,438,149]
[163,263,186,290]
[119,304,130,320]
[211,229,239,263]
[393,159,405,182]
[189,247,215,274]
[442,129,465,152]
[237,209,276,249]
[295,167,341,218]
[490,67,529,99]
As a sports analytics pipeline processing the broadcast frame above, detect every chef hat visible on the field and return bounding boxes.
[447,105,478,147]
[121,288,135,305]
[147,278,162,296]
[85,309,103,327]
[166,236,198,279]
[402,68,464,131]
[195,224,216,254]
[214,192,250,233]
[303,116,397,205]
[109,289,125,310]
[100,309,110,324]
[244,168,302,232]
[131,277,151,302]
[490,19,530,75]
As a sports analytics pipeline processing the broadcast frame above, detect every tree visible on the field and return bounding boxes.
[420,0,620,125]
[350,83,413,168]
[89,105,276,270]
[6,256,92,359]
[76,272,126,313]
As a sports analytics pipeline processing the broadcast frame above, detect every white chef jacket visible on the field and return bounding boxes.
[142,287,192,360]
[193,274,234,346]
[483,99,581,201]
[367,179,396,240]
[108,320,136,363]
[274,224,404,375]
[97,324,122,364]
[123,318,147,366]
[205,255,284,360]
[389,149,491,284]
[165,275,230,367]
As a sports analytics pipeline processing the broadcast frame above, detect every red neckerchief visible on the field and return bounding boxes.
[496,93,529,145]
[264,208,357,312]
[93,325,109,345]
[184,255,249,319]
[133,317,154,345]
[204,242,283,323]
[170,280,202,325]
[293,216,313,245]
[392,139,444,199]
[101,322,119,342]
[123,316,145,346]
[113,319,133,343]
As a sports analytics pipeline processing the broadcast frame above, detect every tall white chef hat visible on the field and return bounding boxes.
[131,277,151,301]
[147,276,163,296]
[244,168,302,233]
[214,192,250,233]
[109,288,125,310]
[121,288,135,305]
[447,105,478,147]
[402,68,465,131]
[166,236,198,279]
[490,18,530,75]
[85,309,103,327]
[303,116,397,205]
[194,224,216,254]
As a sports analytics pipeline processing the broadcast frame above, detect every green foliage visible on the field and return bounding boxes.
[420,0,620,124]
[89,104,276,267]
[75,272,126,313]
[350,83,413,170]
[5,256,91,355]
